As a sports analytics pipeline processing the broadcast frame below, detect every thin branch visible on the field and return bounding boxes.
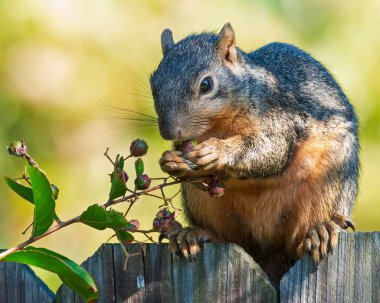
[0,216,80,260]
[103,148,115,165]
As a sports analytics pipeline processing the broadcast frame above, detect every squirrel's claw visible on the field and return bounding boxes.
[296,213,354,264]
[159,150,193,177]
[184,138,223,170]
[332,213,355,231]
[165,227,218,260]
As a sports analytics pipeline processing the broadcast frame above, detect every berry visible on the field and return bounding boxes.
[130,139,148,157]
[207,179,225,197]
[176,140,197,154]
[135,174,151,190]
[128,219,140,231]
[119,170,129,183]
[153,208,175,232]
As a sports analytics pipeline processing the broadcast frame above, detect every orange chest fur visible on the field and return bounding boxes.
[182,134,338,252]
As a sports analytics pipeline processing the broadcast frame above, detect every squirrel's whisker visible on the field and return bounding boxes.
[112,90,153,100]
[122,66,152,92]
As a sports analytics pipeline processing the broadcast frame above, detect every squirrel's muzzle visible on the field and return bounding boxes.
[157,116,192,141]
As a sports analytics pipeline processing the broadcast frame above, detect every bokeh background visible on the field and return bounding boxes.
[1,0,379,291]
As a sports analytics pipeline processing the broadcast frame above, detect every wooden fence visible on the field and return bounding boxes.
[1,232,379,302]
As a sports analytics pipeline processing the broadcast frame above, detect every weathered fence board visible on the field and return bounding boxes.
[280,232,380,303]
[2,232,380,302]
[0,260,55,303]
[56,243,278,303]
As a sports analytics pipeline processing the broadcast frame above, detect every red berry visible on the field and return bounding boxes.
[128,219,140,231]
[152,208,175,232]
[176,140,197,154]
[207,179,225,197]
[119,170,129,183]
[135,174,151,190]
[130,139,148,157]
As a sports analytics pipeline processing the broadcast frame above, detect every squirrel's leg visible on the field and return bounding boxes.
[296,213,355,263]
[184,132,295,178]
[160,116,296,178]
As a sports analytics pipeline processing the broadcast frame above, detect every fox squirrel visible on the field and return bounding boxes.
[150,23,359,283]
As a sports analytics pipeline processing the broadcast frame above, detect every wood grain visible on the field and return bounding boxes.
[0,261,55,303]
[3,232,379,302]
[56,243,277,303]
[280,232,380,303]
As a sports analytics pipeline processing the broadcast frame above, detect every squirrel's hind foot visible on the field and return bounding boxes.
[296,213,355,263]
[162,226,218,260]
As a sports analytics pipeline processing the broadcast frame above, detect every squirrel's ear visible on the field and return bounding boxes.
[217,23,237,66]
[161,29,175,55]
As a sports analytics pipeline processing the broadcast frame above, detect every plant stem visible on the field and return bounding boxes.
[0,179,183,261]
[0,216,80,260]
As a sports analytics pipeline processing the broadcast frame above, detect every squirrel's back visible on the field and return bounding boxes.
[250,42,357,123]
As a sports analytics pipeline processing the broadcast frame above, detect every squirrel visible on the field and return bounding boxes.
[149,23,359,284]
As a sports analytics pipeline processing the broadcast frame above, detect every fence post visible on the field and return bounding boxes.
[280,232,380,303]
[2,232,379,302]
[0,260,55,303]
[56,243,278,303]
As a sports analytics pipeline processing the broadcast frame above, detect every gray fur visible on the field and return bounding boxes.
[150,25,360,281]
[150,31,358,188]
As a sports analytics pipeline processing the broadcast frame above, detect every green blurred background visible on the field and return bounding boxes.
[1,0,379,291]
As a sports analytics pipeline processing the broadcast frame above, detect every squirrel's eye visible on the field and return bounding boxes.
[199,77,213,94]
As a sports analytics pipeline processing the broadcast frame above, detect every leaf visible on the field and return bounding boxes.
[135,158,144,176]
[27,163,56,237]
[2,246,98,302]
[109,154,127,200]
[116,229,134,245]
[118,156,124,171]
[80,204,129,230]
[109,171,127,200]
[4,176,34,204]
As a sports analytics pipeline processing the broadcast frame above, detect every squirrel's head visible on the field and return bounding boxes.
[150,23,246,142]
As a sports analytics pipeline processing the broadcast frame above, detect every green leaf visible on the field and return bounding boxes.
[80,204,129,230]
[4,176,34,204]
[118,156,124,171]
[27,164,56,237]
[109,155,127,200]
[2,246,98,302]
[135,158,144,176]
[109,171,127,200]
[116,229,134,245]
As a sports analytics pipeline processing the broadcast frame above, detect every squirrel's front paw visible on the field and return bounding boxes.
[161,226,218,260]
[296,213,355,263]
[184,138,224,171]
[159,150,198,177]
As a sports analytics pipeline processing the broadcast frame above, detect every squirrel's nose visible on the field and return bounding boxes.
[158,123,183,141]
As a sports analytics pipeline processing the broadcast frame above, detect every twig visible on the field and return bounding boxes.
[0,216,80,260]
[103,148,115,165]
[21,222,33,235]
[0,178,183,261]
